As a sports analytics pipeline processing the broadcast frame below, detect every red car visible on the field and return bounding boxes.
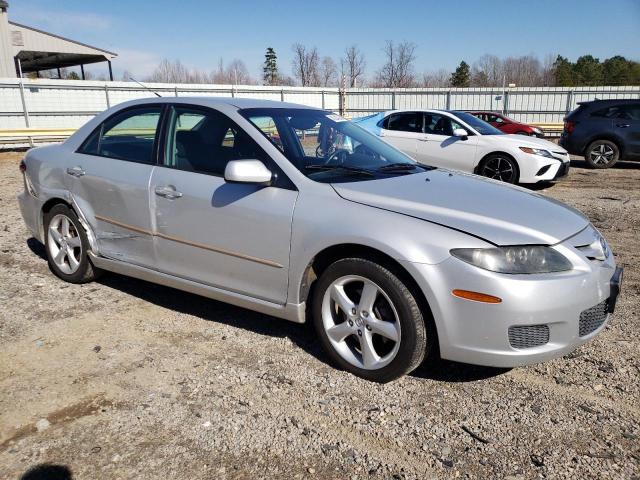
[470,111,544,137]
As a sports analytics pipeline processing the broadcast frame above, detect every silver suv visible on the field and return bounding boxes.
[18,98,622,382]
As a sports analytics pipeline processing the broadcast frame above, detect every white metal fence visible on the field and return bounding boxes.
[1,78,639,132]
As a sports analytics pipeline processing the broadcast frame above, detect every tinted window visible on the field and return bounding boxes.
[424,113,467,136]
[164,106,269,176]
[620,104,640,120]
[385,112,423,133]
[591,106,624,118]
[80,107,161,164]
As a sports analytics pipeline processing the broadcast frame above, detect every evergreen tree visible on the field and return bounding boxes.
[553,55,574,86]
[66,71,80,80]
[602,55,632,85]
[263,47,278,85]
[574,55,603,86]
[450,61,470,87]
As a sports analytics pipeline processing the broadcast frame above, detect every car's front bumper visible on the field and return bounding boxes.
[401,250,619,368]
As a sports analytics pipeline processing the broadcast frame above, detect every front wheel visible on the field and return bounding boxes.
[585,140,619,169]
[312,258,428,382]
[478,154,519,184]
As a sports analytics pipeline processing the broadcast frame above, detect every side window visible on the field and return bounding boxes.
[164,106,268,176]
[385,112,423,133]
[425,113,454,136]
[620,105,640,120]
[591,106,622,118]
[80,107,161,164]
[488,114,504,123]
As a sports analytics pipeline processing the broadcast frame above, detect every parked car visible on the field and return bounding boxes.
[560,99,640,169]
[469,111,544,137]
[18,98,622,382]
[355,110,569,184]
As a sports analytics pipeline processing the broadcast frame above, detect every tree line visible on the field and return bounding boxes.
[29,44,640,88]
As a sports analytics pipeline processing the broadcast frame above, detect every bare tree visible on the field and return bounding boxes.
[318,56,338,87]
[375,41,417,88]
[341,45,366,87]
[291,44,319,86]
[421,69,450,87]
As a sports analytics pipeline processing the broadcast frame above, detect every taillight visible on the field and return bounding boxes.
[564,121,575,134]
[19,160,26,173]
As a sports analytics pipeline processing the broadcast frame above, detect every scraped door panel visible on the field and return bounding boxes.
[150,167,297,304]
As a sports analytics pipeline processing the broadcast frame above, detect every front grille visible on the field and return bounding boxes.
[579,300,608,337]
[508,325,550,349]
[554,162,570,179]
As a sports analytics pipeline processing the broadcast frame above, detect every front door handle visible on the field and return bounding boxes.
[616,123,630,128]
[418,136,429,142]
[154,185,183,199]
[66,166,85,177]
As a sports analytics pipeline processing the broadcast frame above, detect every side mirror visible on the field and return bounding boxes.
[453,128,468,140]
[224,160,272,185]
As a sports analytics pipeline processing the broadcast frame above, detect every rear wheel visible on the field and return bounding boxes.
[585,140,619,169]
[44,204,100,283]
[478,154,519,184]
[312,258,428,382]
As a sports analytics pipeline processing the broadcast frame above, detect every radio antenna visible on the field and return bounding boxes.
[129,76,162,97]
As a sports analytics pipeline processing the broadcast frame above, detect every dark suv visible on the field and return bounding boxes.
[560,99,640,168]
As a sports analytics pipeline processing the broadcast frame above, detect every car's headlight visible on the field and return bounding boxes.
[450,246,572,274]
[519,146,553,158]
[532,127,543,134]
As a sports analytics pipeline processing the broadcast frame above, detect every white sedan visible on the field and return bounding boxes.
[355,109,570,184]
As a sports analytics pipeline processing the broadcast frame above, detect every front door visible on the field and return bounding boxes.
[151,105,297,304]
[417,112,478,172]
[379,111,423,159]
[69,105,161,267]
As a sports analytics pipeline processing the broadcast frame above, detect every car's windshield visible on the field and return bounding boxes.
[239,108,432,183]
[453,111,504,135]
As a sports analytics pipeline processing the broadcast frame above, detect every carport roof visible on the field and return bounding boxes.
[9,21,116,72]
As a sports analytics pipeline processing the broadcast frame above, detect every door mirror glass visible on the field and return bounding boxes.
[453,128,468,139]
[224,159,272,185]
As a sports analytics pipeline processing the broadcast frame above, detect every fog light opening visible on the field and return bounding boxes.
[452,289,502,304]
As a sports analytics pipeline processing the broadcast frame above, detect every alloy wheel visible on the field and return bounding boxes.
[47,214,82,274]
[482,156,516,182]
[321,275,401,370]
[589,144,615,166]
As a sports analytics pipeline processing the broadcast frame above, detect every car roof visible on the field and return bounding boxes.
[578,99,640,106]
[111,96,321,111]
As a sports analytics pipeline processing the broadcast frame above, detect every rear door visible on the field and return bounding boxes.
[416,112,478,171]
[69,105,162,267]
[379,111,423,158]
[150,104,297,304]
[616,104,640,158]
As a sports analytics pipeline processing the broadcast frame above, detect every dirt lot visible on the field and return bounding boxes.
[0,150,638,480]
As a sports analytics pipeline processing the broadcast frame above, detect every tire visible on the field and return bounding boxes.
[44,204,101,283]
[312,258,428,382]
[478,153,519,184]
[585,140,619,169]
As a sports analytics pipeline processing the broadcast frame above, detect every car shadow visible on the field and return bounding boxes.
[20,464,73,480]
[570,158,640,169]
[410,358,508,382]
[25,236,508,384]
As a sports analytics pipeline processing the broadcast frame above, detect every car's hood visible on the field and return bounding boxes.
[496,134,567,153]
[332,170,588,245]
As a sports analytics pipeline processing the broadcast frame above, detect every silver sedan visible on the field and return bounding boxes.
[18,98,623,382]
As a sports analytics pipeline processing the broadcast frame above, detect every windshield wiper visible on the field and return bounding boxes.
[377,163,434,172]
[305,164,375,176]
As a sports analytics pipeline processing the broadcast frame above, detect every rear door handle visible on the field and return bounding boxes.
[418,136,429,142]
[66,166,85,177]
[154,185,183,199]
[616,123,630,128]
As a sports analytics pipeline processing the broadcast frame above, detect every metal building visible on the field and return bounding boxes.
[0,1,116,79]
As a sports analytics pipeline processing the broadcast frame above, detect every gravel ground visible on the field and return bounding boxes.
[0,150,638,480]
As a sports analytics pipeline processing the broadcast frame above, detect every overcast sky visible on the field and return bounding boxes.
[9,0,640,81]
